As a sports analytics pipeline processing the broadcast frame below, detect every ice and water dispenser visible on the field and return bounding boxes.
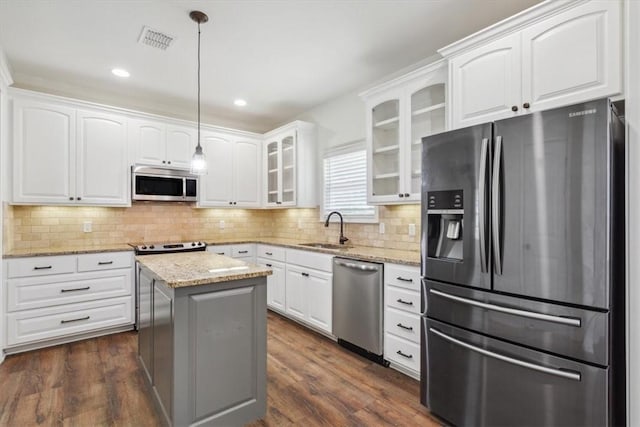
[426,190,463,261]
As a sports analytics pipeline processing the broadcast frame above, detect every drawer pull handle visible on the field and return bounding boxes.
[98,261,113,265]
[61,287,90,293]
[397,323,413,331]
[34,265,53,270]
[238,250,249,254]
[396,298,414,306]
[301,272,310,277]
[266,264,273,267]
[396,277,413,282]
[216,252,225,255]
[60,316,90,324]
[266,252,273,256]
[396,350,413,359]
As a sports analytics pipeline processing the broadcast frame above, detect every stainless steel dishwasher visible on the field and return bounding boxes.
[332,257,387,365]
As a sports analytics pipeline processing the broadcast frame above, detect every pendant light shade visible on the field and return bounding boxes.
[190,10,208,175]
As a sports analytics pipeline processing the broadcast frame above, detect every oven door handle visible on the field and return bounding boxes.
[429,289,581,327]
[429,327,581,381]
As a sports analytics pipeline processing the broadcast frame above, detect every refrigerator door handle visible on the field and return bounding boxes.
[429,288,581,327]
[429,327,582,381]
[478,137,489,273]
[492,135,503,275]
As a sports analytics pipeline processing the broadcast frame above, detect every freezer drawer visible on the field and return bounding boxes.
[426,318,608,427]
[426,280,608,366]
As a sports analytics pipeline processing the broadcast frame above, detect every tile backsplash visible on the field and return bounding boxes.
[3,203,421,252]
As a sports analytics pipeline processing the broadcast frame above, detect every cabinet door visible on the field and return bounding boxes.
[257,259,285,312]
[233,139,261,207]
[368,96,403,204]
[130,118,166,166]
[138,269,154,383]
[76,110,129,206]
[280,133,296,206]
[166,124,196,169]
[264,140,280,206]
[305,270,332,333]
[450,32,521,129]
[284,266,306,321]
[198,132,233,206]
[406,76,446,200]
[153,283,173,418]
[521,1,621,113]
[13,99,75,204]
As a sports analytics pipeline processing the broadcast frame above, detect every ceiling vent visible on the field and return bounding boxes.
[138,26,175,50]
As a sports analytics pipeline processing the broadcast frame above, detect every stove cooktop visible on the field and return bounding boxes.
[132,241,207,255]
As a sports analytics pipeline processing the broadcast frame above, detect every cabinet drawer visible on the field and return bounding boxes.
[232,244,255,258]
[6,296,133,346]
[77,251,132,272]
[256,245,285,262]
[385,263,420,291]
[7,255,76,278]
[385,333,420,373]
[386,286,421,315]
[385,307,420,344]
[7,269,133,312]
[207,245,231,256]
[286,249,333,272]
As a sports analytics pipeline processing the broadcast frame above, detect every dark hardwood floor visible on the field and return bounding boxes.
[0,312,441,426]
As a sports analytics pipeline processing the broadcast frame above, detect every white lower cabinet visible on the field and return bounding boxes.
[257,258,286,313]
[284,263,332,334]
[207,243,256,263]
[384,263,421,379]
[4,251,134,351]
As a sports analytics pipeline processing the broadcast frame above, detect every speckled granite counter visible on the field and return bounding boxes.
[136,252,272,288]
[3,244,134,258]
[4,238,420,267]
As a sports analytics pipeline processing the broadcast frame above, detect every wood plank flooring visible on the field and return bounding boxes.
[0,312,441,426]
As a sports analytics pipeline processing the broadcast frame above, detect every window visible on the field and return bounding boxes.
[322,141,377,223]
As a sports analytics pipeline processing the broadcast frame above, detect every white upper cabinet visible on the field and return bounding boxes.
[76,109,128,205]
[361,60,447,204]
[443,0,622,129]
[198,131,262,207]
[130,118,196,168]
[263,121,316,208]
[12,96,129,206]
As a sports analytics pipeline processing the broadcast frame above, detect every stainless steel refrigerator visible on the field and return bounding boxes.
[420,98,625,426]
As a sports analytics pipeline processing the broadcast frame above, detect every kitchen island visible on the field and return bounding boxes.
[136,252,272,427]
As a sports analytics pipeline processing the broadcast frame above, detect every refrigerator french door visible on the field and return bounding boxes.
[420,98,625,427]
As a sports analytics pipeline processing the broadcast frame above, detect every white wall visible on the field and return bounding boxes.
[625,1,639,425]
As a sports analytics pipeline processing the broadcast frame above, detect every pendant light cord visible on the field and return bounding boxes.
[196,21,201,150]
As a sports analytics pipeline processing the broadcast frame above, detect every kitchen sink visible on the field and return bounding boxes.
[299,242,347,250]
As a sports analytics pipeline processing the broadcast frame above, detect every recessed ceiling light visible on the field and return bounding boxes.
[234,99,247,107]
[112,68,130,78]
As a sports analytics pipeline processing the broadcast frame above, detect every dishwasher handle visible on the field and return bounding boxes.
[335,260,380,272]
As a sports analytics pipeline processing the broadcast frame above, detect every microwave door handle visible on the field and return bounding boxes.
[183,177,187,199]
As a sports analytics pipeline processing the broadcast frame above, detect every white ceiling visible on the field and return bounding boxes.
[0,0,541,133]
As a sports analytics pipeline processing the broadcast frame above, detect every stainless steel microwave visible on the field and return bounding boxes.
[131,165,198,202]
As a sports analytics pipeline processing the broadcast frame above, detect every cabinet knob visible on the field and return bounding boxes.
[523,102,530,109]
[229,201,233,205]
[398,193,404,198]
[162,160,166,164]
[233,202,237,205]
[511,105,518,112]
[69,197,74,200]
[76,197,81,201]
[404,193,410,197]
[167,161,171,164]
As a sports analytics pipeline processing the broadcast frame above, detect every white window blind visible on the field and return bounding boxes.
[323,143,377,222]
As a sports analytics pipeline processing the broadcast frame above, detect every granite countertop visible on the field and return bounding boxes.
[3,243,134,258]
[136,252,272,288]
[3,238,420,267]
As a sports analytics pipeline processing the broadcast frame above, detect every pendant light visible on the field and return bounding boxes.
[190,10,208,175]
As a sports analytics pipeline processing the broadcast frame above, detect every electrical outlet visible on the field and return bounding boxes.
[379,222,385,234]
[83,221,92,233]
[219,220,225,229]
[408,223,416,236]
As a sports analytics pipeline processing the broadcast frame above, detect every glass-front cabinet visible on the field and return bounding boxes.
[263,121,317,208]
[363,60,447,204]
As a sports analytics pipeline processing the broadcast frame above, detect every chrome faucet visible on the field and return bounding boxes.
[324,211,349,245]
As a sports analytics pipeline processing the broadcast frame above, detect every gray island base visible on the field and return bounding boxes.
[136,252,270,426]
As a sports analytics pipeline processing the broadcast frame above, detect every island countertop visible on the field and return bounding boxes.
[136,252,272,288]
